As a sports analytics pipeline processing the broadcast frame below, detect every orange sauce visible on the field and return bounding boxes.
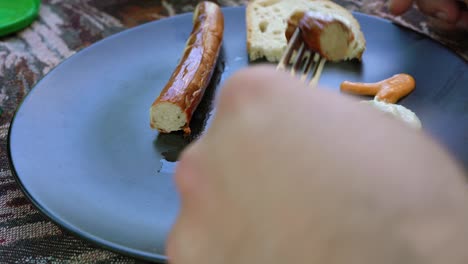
[340,74,416,103]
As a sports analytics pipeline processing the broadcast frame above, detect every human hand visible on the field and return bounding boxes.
[389,0,468,30]
[166,65,468,264]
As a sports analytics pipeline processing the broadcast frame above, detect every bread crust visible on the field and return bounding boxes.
[246,0,366,62]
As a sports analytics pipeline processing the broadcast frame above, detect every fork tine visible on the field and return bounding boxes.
[290,42,305,76]
[309,56,327,88]
[300,51,314,82]
[303,53,320,81]
[276,28,301,71]
[277,27,327,88]
[299,53,320,83]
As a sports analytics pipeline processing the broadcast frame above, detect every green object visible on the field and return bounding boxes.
[0,0,40,37]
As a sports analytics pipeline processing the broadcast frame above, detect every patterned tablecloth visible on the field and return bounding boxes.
[0,0,466,263]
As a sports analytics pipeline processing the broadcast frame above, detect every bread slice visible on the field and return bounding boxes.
[246,0,366,62]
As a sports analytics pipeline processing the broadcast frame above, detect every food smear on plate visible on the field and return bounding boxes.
[246,0,366,62]
[150,1,224,134]
[340,73,421,129]
[340,73,416,103]
[362,99,422,129]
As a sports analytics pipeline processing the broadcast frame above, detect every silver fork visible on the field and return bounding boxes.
[276,28,327,88]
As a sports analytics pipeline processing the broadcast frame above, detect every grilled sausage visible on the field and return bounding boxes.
[286,11,352,62]
[150,1,224,134]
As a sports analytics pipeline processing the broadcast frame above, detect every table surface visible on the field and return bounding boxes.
[0,0,467,263]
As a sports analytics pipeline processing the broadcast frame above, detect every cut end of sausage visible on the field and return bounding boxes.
[150,102,187,133]
[319,21,351,61]
[287,11,352,62]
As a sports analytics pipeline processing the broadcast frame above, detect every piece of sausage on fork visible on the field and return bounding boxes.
[150,1,224,134]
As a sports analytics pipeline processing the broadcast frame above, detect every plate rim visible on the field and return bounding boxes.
[6,5,460,263]
[6,6,203,264]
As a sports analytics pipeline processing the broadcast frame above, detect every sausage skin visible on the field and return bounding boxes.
[285,11,353,62]
[150,1,224,134]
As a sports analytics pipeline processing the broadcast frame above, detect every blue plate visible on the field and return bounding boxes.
[8,6,468,263]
